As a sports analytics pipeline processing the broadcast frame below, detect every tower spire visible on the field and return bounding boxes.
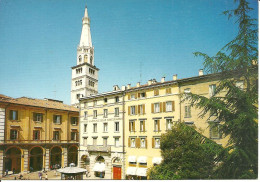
[79,5,92,47]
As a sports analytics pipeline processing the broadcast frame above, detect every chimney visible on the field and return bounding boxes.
[121,86,126,90]
[148,80,152,85]
[199,69,204,76]
[161,77,165,83]
[173,74,177,80]
[127,84,131,89]
[113,85,119,91]
[137,82,140,87]
[152,79,157,84]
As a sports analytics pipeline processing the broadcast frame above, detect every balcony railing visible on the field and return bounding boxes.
[0,139,79,145]
[87,145,111,152]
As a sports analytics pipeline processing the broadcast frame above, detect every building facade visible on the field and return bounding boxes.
[79,85,125,179]
[78,70,236,179]
[71,6,99,107]
[0,96,79,178]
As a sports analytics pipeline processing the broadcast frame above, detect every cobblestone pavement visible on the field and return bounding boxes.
[0,170,61,180]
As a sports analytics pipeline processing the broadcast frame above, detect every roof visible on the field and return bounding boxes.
[0,96,79,112]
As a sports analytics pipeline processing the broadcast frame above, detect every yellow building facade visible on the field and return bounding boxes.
[79,71,240,179]
[0,96,79,178]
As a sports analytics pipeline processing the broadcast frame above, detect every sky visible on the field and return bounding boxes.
[0,0,258,105]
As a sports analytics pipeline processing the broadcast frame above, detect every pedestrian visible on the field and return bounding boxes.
[13,168,15,174]
[5,169,8,176]
[55,169,57,176]
[85,171,88,178]
[39,171,42,180]
[45,173,48,180]
[14,176,16,180]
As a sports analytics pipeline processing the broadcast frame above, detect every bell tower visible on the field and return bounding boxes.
[71,5,99,107]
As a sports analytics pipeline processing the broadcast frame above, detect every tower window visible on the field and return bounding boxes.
[79,56,82,63]
[84,55,88,62]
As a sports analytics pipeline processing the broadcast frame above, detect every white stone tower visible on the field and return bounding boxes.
[71,5,99,107]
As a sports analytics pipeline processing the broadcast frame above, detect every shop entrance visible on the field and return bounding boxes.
[4,147,21,174]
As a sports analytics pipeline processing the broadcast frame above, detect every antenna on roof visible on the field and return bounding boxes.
[53,85,56,99]
[139,61,142,84]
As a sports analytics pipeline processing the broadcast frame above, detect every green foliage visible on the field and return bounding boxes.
[148,122,224,180]
[187,0,258,179]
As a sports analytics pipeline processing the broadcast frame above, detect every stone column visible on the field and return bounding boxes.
[23,149,29,173]
[0,149,4,177]
[45,148,50,171]
[62,147,68,167]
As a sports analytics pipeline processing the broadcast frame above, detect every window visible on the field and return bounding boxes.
[166,101,172,112]
[71,117,78,125]
[130,106,136,115]
[104,98,108,104]
[53,131,60,140]
[83,138,87,146]
[103,109,108,118]
[140,138,146,148]
[185,106,191,118]
[115,107,119,116]
[130,94,136,100]
[210,123,220,139]
[79,56,82,63]
[71,132,77,141]
[53,115,62,124]
[154,120,160,132]
[115,122,119,132]
[138,104,145,115]
[9,110,18,120]
[166,88,171,94]
[236,81,244,90]
[115,138,120,147]
[93,100,97,106]
[93,138,97,146]
[131,138,136,148]
[166,119,173,130]
[140,92,146,98]
[154,103,160,113]
[103,138,107,147]
[77,94,80,99]
[84,111,88,119]
[84,102,88,108]
[84,124,87,133]
[209,84,216,97]
[10,130,18,140]
[155,138,160,148]
[140,120,145,132]
[103,123,108,132]
[93,110,97,118]
[115,96,119,103]
[33,113,43,122]
[89,68,95,75]
[93,123,97,133]
[33,130,40,140]
[129,121,135,132]
[154,89,159,96]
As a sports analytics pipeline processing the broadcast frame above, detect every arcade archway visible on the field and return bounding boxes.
[50,146,62,169]
[68,146,78,166]
[80,155,90,168]
[29,147,43,172]
[4,147,21,174]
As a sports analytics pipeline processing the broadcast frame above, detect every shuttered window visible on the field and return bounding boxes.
[33,130,40,140]
[33,113,43,122]
[166,88,171,94]
[53,115,62,124]
[185,106,191,118]
[9,110,18,120]
[154,89,159,96]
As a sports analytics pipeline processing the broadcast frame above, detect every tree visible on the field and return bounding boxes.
[186,0,258,179]
[148,122,224,180]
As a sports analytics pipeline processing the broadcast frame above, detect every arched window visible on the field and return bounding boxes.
[90,56,93,65]
[79,56,82,63]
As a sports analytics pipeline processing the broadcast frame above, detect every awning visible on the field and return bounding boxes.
[152,157,162,165]
[136,168,147,177]
[137,156,147,163]
[128,156,136,163]
[126,167,137,176]
[93,163,105,172]
[57,166,87,174]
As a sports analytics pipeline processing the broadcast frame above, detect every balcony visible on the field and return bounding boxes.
[87,145,111,152]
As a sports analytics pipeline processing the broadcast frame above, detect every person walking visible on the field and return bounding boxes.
[45,173,48,180]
